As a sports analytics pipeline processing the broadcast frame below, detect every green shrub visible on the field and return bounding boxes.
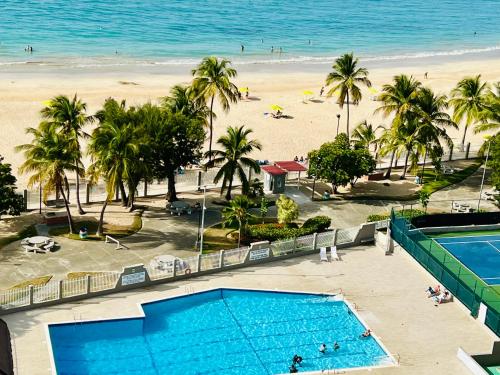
[366,209,425,223]
[247,215,331,242]
[302,216,331,231]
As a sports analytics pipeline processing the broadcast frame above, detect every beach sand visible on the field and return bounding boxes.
[1,56,499,187]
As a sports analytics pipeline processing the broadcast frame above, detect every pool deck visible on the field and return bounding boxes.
[3,243,497,375]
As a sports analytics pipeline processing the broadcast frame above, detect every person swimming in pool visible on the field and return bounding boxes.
[360,329,371,338]
[333,341,340,351]
[319,343,326,353]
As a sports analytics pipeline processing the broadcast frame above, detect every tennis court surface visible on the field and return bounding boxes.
[434,234,500,286]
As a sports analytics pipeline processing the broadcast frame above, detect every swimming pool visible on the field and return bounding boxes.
[48,289,393,374]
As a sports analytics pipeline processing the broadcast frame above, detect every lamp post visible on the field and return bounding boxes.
[336,114,341,136]
[199,185,207,255]
[477,138,491,211]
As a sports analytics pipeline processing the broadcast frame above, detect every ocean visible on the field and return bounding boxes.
[0,0,499,67]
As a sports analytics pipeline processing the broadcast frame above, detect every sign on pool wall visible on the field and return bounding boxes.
[121,272,146,286]
[249,248,270,261]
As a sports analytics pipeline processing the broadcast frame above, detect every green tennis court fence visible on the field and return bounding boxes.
[390,209,500,337]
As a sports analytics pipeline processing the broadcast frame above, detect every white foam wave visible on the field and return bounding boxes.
[0,45,498,68]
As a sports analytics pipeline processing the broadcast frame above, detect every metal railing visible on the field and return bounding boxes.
[0,223,376,314]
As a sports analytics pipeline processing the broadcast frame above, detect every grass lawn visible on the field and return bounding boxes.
[48,214,142,240]
[0,225,38,249]
[67,272,108,279]
[9,275,52,289]
[420,160,482,195]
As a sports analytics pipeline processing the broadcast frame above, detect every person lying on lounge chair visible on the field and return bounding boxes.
[426,285,440,297]
[433,290,452,305]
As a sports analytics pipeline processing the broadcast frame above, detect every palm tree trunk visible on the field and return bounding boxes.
[401,150,410,179]
[237,220,242,248]
[225,172,234,201]
[96,199,108,236]
[75,168,85,215]
[64,175,70,203]
[384,150,395,179]
[461,124,468,149]
[127,186,135,212]
[208,95,215,162]
[346,92,350,140]
[166,169,177,202]
[59,182,74,234]
[118,179,128,206]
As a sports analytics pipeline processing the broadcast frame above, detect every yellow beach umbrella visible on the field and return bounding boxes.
[270,104,283,112]
[303,90,314,96]
[239,87,249,93]
[369,87,378,94]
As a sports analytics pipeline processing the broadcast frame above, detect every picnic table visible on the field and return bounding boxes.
[21,236,55,253]
[167,201,192,216]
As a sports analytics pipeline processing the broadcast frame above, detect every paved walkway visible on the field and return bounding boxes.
[3,243,496,375]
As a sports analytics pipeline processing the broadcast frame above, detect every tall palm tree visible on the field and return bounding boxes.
[411,87,456,174]
[91,99,143,216]
[449,75,490,147]
[351,121,385,157]
[206,126,262,200]
[375,74,422,179]
[16,123,79,233]
[475,82,500,134]
[161,84,213,126]
[191,57,238,160]
[325,53,371,139]
[41,95,92,215]
[222,195,254,248]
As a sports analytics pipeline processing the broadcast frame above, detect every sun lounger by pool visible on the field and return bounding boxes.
[330,246,339,261]
[320,247,328,262]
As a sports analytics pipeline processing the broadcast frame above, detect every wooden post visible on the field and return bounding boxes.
[312,232,318,251]
[29,285,34,305]
[197,254,202,272]
[196,171,202,192]
[173,259,178,277]
[86,184,90,204]
[58,280,63,300]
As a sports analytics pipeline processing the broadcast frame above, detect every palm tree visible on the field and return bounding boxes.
[449,75,490,147]
[191,57,238,160]
[206,126,262,200]
[325,53,371,139]
[351,121,385,158]
[91,99,142,219]
[16,123,79,233]
[475,82,500,134]
[411,87,456,175]
[161,84,212,126]
[375,74,422,179]
[41,95,92,215]
[222,195,254,248]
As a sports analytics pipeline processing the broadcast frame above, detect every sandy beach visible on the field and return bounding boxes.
[1,55,499,187]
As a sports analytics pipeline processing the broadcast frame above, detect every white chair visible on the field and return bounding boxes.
[330,246,340,261]
[320,247,329,262]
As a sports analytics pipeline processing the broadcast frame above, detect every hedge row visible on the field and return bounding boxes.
[366,208,426,223]
[247,215,331,242]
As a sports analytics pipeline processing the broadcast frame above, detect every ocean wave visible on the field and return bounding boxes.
[0,45,499,68]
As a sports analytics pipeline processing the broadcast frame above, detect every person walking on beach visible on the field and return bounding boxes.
[245,87,249,99]
[424,72,428,79]
[320,86,324,96]
[241,44,245,53]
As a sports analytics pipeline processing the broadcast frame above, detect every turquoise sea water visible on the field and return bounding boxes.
[49,289,391,374]
[0,0,499,66]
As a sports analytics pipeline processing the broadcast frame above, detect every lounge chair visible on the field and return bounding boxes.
[320,247,329,262]
[330,246,340,261]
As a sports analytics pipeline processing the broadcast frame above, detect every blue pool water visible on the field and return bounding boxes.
[49,289,391,374]
[435,235,500,286]
[0,0,499,66]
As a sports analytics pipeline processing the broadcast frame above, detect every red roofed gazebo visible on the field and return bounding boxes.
[274,161,307,172]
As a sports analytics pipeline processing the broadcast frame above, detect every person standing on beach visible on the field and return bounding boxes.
[424,72,428,79]
[241,44,244,52]
[271,46,274,53]
[320,86,324,96]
